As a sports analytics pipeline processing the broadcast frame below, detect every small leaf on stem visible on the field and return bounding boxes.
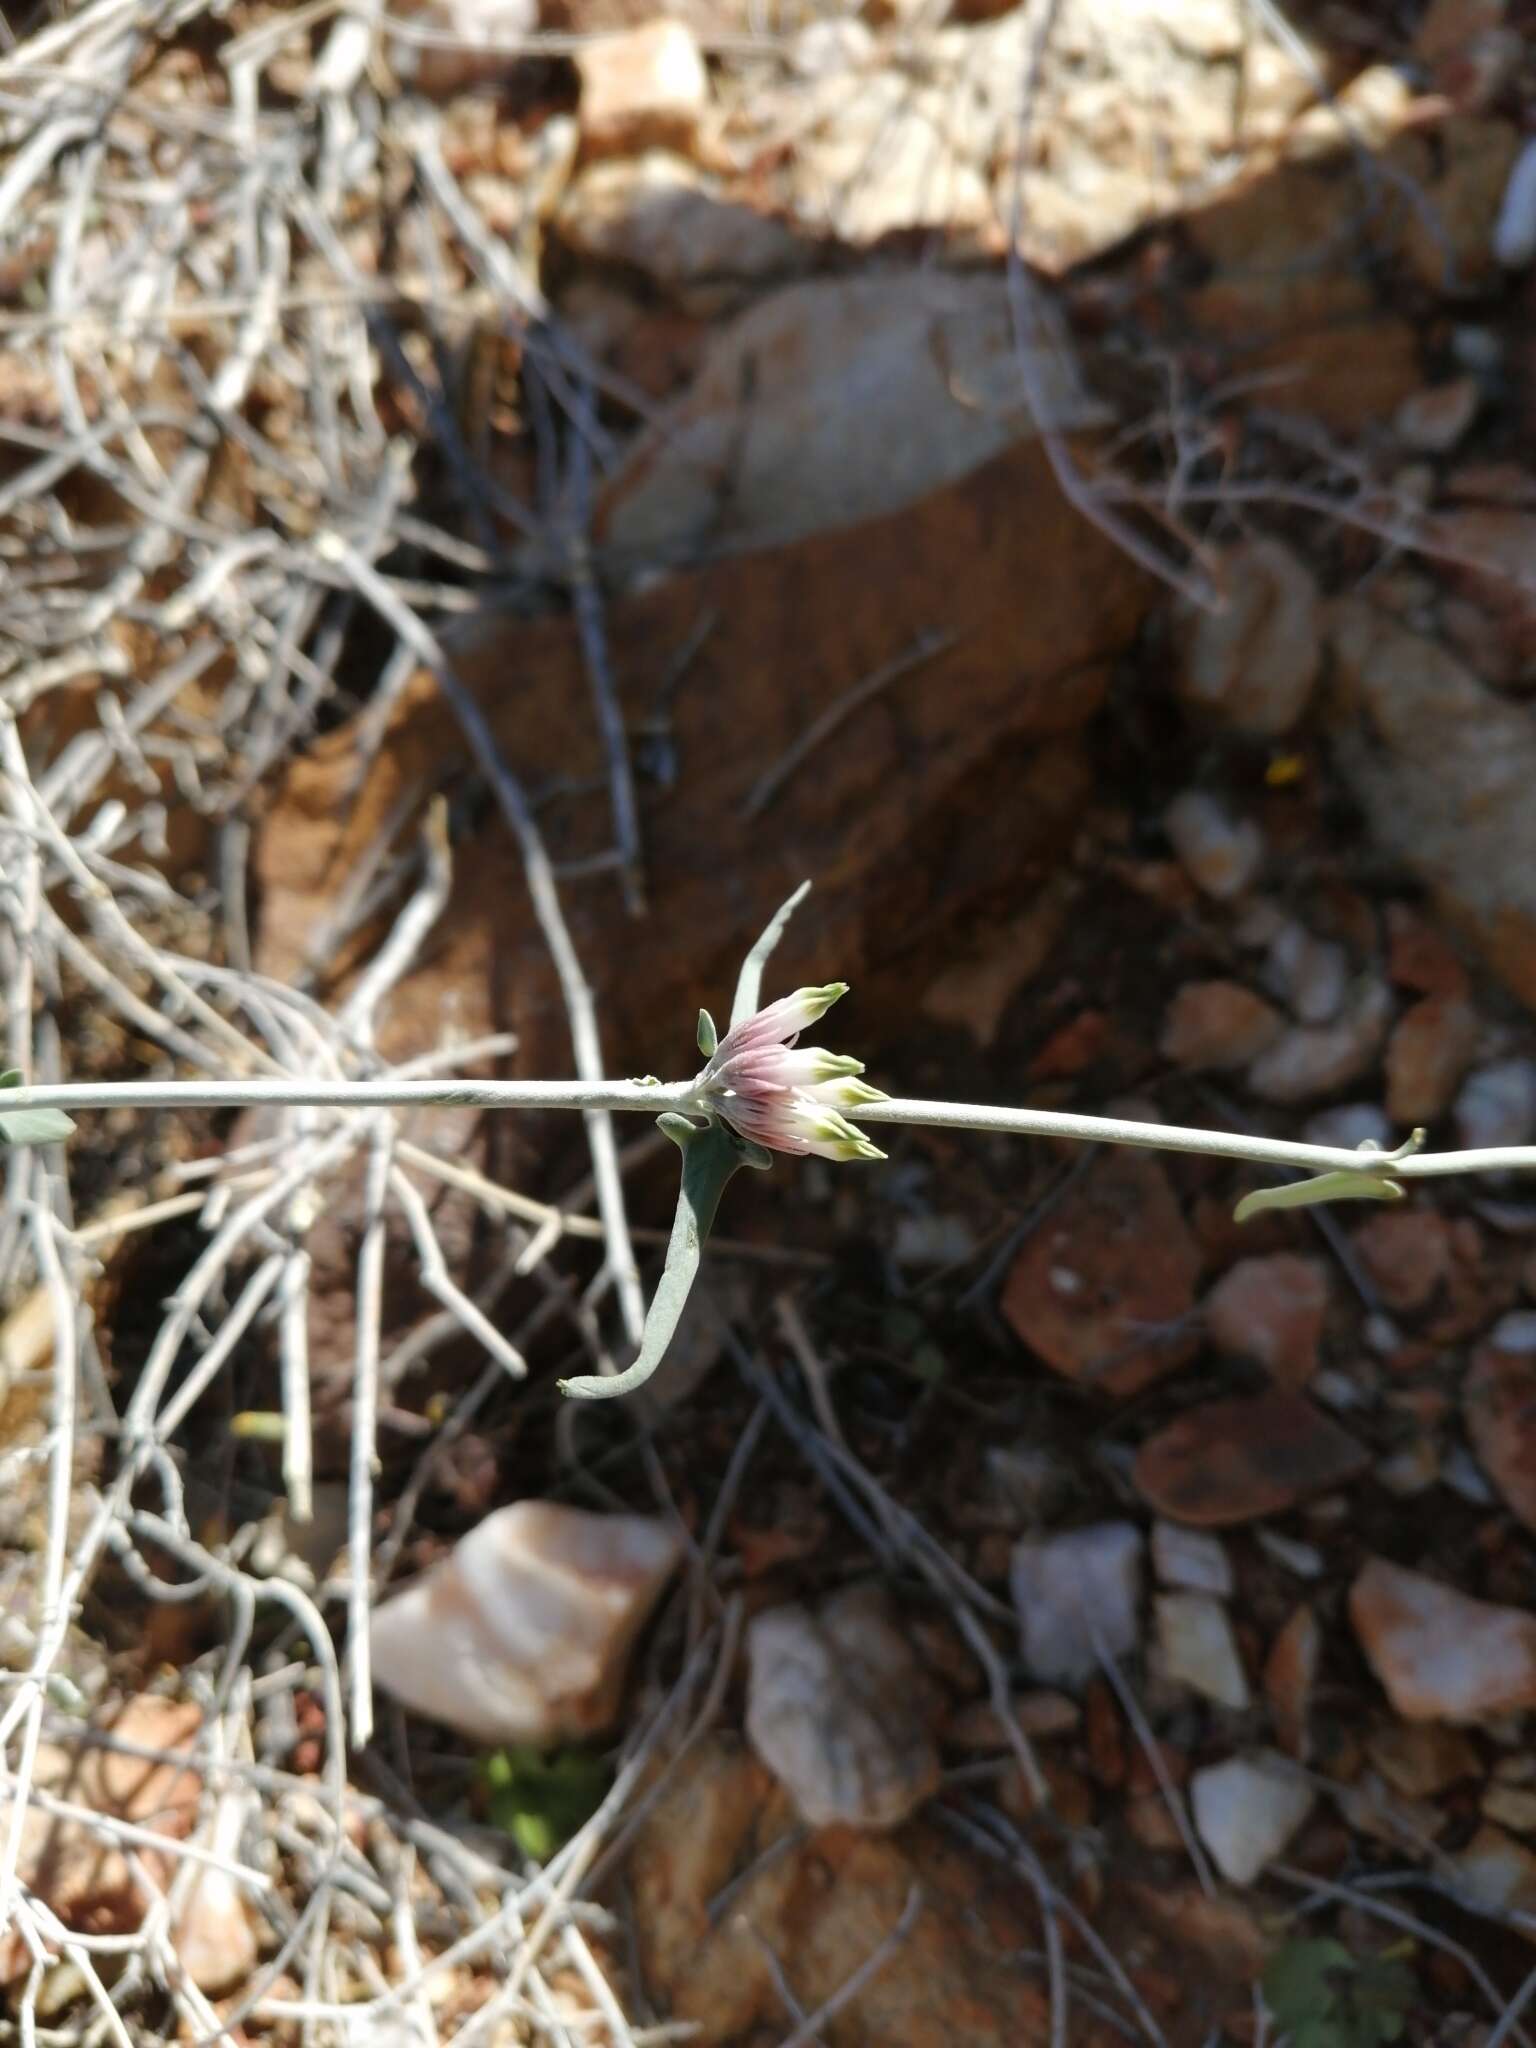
[0,1071,75,1148]
[1234,1171,1405,1224]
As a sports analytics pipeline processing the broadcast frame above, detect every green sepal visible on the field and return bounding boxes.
[697,1008,718,1057]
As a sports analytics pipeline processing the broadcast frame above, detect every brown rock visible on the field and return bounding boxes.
[943,1693,1080,1751]
[1353,1209,1452,1313]
[1430,506,1536,671]
[1484,1783,1536,1832]
[1265,1604,1321,1761]
[624,1733,1114,2046]
[0,1696,206,1984]
[1159,981,1283,1071]
[1385,994,1481,1123]
[1350,1558,1536,1722]
[1126,1786,1189,1853]
[387,0,537,94]
[1328,599,1536,1016]
[1134,1390,1369,1528]
[920,881,1074,1048]
[1368,1721,1483,1800]
[1175,537,1321,736]
[1182,121,1428,434]
[1124,1883,1269,1986]
[1395,379,1481,454]
[1386,903,1471,998]
[574,21,707,161]
[1002,1152,1201,1400]
[999,1758,1097,1831]
[1083,1678,1125,1787]
[1415,0,1514,109]
[256,439,1152,1084]
[1389,117,1522,294]
[1336,1771,1453,1853]
[1465,1342,1536,1532]
[1203,1253,1330,1388]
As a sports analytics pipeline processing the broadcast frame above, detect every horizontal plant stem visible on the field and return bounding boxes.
[8,1078,696,1115]
[4,1077,1532,1185]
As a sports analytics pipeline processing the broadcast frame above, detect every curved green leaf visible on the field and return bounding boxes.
[558,1116,769,1400]
[1234,1172,1404,1224]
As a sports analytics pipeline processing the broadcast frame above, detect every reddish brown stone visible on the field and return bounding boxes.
[1385,902,1471,998]
[1203,1253,1329,1388]
[1159,980,1283,1071]
[1466,1342,1536,1533]
[1264,1604,1320,1761]
[1134,1390,1368,1528]
[1003,1152,1201,1400]
[1029,1009,1110,1081]
[1385,994,1481,1124]
[1353,1208,1453,1314]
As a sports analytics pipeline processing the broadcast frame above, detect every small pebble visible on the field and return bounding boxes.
[1394,378,1480,454]
[1304,1103,1394,1152]
[1494,136,1536,266]
[1011,1523,1143,1689]
[1264,922,1349,1025]
[1151,1521,1234,1597]
[1192,1753,1314,1886]
[1156,1592,1250,1710]
[1457,1061,1536,1152]
[1164,790,1264,901]
[1492,1309,1536,1352]
[1247,982,1394,1105]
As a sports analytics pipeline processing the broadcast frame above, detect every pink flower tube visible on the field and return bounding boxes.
[694,984,886,1162]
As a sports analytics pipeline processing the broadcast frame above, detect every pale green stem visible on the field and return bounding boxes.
[1,1076,1529,1186]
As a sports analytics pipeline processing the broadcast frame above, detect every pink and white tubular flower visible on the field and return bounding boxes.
[695,982,887,1162]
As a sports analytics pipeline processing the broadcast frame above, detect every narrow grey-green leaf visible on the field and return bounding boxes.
[1234,1172,1405,1224]
[0,1072,75,1147]
[0,1108,76,1147]
[558,1119,763,1400]
[730,880,811,1028]
[696,1008,718,1058]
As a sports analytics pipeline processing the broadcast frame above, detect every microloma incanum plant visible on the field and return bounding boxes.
[559,889,889,1400]
[1,880,1444,1404]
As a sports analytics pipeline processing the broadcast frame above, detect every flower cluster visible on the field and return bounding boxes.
[694,983,886,1161]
